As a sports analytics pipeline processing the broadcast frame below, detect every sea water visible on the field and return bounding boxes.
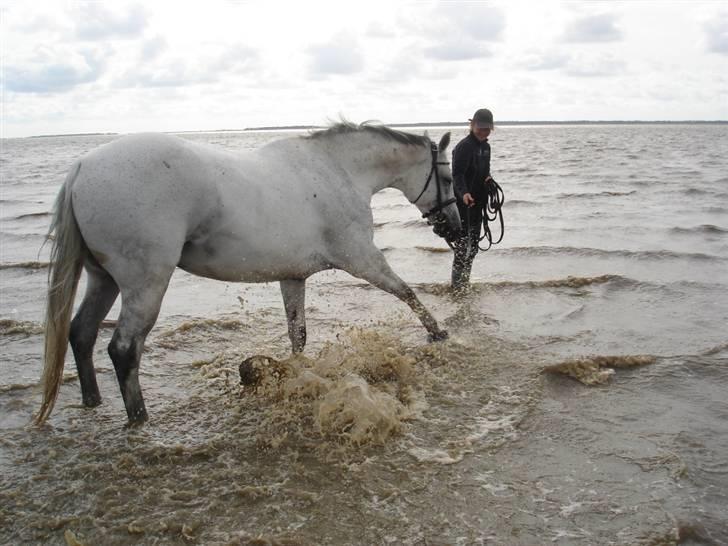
[1,124,726,544]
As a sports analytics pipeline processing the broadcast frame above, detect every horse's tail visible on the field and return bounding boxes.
[35,163,87,425]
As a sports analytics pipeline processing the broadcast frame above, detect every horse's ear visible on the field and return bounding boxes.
[423,130,430,139]
[438,132,451,151]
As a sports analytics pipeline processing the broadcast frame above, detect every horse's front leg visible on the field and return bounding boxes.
[341,248,448,342]
[280,279,307,352]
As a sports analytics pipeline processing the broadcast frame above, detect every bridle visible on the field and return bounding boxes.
[413,141,505,253]
[413,142,457,219]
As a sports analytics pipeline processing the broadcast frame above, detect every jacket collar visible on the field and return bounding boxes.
[468,132,489,145]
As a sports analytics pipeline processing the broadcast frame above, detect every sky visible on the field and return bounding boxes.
[1,0,727,138]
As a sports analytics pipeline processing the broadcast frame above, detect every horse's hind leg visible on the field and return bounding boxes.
[108,274,173,424]
[280,279,306,352]
[69,262,119,407]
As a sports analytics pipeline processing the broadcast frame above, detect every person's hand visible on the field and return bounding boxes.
[463,193,476,207]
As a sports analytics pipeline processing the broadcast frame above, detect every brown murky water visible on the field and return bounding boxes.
[2,127,727,544]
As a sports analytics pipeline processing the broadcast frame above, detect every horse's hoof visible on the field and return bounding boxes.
[124,417,147,429]
[82,395,102,408]
[124,408,149,428]
[428,330,449,342]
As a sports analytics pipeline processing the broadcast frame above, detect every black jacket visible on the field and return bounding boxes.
[452,133,491,205]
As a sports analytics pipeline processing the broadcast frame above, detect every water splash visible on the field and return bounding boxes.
[543,355,656,385]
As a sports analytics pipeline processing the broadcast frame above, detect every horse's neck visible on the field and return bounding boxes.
[322,134,426,197]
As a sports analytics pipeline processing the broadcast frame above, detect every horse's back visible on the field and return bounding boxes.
[76,133,223,194]
[69,134,225,275]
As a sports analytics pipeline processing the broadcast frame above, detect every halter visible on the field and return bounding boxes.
[413,142,457,219]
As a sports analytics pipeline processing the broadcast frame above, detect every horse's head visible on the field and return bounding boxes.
[308,122,461,237]
[411,132,461,238]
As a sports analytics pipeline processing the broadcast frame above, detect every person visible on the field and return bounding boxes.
[448,108,495,292]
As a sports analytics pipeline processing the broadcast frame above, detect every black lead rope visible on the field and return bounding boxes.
[466,176,505,252]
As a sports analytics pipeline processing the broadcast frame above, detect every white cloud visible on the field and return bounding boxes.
[370,49,459,84]
[365,22,397,39]
[564,54,628,78]
[72,3,148,40]
[307,34,365,78]
[139,35,167,61]
[4,45,107,93]
[519,51,571,71]
[562,13,623,43]
[116,59,215,88]
[115,43,258,88]
[423,37,492,61]
[434,2,506,41]
[704,13,728,54]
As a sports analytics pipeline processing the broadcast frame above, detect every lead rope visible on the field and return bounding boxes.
[465,176,505,252]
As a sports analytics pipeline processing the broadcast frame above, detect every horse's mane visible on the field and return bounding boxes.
[306,120,430,147]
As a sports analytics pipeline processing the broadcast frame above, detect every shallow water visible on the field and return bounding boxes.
[1,125,727,544]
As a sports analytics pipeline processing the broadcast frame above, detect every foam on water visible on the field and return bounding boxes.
[543,354,656,385]
[0,318,44,336]
[195,330,427,447]
[0,261,49,270]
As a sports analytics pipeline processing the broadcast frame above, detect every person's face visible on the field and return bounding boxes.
[472,125,491,141]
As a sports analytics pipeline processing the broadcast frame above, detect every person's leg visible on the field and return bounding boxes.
[451,236,470,291]
[450,206,481,291]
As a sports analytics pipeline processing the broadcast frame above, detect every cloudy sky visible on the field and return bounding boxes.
[1,0,726,137]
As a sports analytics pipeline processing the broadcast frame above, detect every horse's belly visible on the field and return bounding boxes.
[177,240,329,282]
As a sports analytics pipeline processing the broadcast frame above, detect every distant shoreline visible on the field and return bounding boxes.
[243,120,728,132]
[20,120,728,139]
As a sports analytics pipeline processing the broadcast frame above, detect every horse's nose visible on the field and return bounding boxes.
[444,204,461,234]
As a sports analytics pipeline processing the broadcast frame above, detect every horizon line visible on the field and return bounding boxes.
[14,119,728,139]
